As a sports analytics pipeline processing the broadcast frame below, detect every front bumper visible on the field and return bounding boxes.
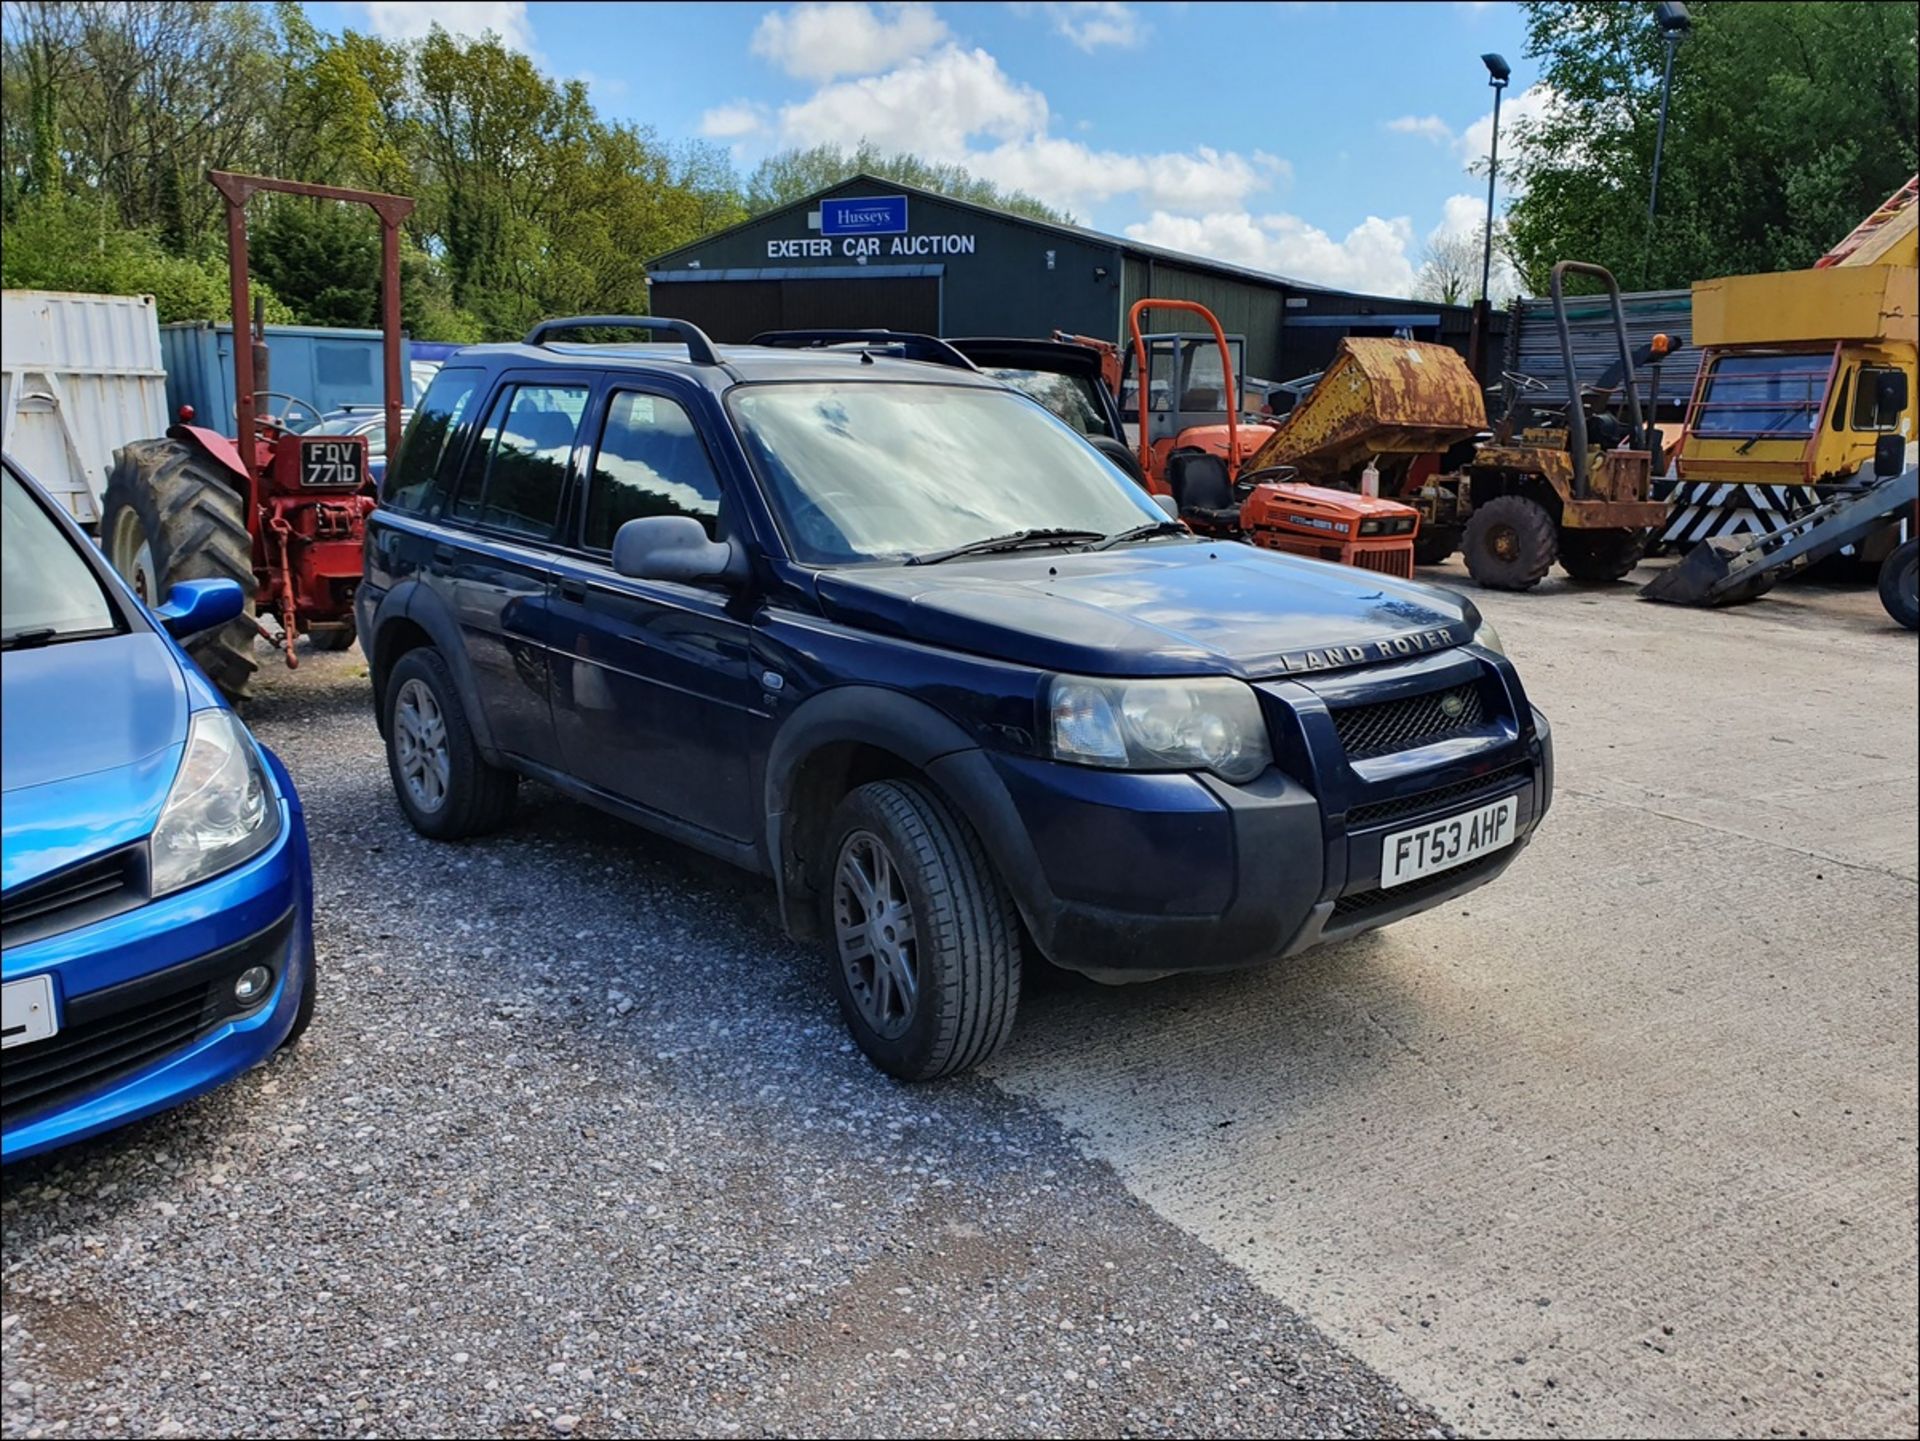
[2,780,314,1164]
[938,648,1552,978]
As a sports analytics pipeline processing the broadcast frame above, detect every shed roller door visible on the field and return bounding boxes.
[650,276,941,343]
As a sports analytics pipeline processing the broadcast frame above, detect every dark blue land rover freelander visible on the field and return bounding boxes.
[357,319,1552,1080]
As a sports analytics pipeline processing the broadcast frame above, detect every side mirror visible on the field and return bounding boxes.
[611,515,743,585]
[153,579,245,638]
[1875,369,1909,426]
[1151,492,1180,520]
[1873,433,1906,478]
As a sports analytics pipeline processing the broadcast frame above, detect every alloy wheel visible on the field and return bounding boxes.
[833,830,919,1039]
[394,677,451,813]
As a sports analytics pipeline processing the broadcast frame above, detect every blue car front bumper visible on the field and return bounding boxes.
[1,770,314,1165]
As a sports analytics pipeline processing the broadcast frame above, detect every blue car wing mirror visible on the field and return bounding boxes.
[153,579,246,639]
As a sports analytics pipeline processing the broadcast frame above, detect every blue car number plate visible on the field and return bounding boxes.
[1381,796,1517,888]
[2,974,58,1049]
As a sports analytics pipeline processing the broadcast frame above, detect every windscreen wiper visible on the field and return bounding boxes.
[1091,520,1191,550]
[0,627,58,651]
[1735,414,1812,455]
[906,528,1108,566]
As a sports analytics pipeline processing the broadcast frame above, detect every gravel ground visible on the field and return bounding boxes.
[2,645,1450,1440]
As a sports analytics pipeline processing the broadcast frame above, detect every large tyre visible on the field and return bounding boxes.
[382,648,517,839]
[1558,527,1649,583]
[102,439,259,701]
[1463,493,1557,591]
[1412,524,1462,566]
[1879,537,1919,630]
[307,626,356,652]
[823,779,1021,1081]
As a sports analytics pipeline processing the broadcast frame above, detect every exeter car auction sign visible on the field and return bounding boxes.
[764,195,979,260]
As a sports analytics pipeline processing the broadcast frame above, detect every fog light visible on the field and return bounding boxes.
[234,965,272,1004]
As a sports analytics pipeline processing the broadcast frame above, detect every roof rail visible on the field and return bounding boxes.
[749,329,978,372]
[524,315,721,366]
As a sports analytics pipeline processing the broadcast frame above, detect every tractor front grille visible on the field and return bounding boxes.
[1331,683,1486,759]
[1351,546,1414,578]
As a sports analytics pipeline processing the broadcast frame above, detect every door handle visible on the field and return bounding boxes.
[431,544,457,564]
[557,581,587,603]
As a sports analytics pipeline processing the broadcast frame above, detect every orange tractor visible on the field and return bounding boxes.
[1123,299,1421,576]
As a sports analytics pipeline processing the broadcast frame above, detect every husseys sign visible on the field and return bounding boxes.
[766,194,978,260]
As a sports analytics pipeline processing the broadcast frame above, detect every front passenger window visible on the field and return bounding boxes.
[584,391,724,550]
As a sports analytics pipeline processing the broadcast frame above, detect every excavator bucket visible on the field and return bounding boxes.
[1640,535,1780,606]
[1244,337,1487,482]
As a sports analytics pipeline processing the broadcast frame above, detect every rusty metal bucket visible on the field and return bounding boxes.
[1243,338,1487,483]
[1640,536,1782,606]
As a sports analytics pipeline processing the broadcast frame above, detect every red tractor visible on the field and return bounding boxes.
[101,171,413,701]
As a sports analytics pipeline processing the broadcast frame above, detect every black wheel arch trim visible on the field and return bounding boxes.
[368,579,500,758]
[763,686,1050,945]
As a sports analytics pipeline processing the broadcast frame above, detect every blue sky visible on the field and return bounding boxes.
[306,2,1549,295]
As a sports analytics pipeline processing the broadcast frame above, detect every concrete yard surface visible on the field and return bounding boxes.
[991,561,1919,1438]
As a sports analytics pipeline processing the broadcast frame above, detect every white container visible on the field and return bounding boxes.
[2,290,170,524]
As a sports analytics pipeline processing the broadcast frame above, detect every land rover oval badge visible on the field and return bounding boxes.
[1440,692,1467,720]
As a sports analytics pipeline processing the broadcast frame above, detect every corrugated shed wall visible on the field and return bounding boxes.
[1505,288,1699,414]
[1121,263,1287,381]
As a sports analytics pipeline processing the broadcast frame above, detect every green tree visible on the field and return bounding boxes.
[746,143,1073,225]
[1506,1,1919,290]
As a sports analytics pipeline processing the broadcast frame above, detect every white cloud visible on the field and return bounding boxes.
[1038,2,1148,52]
[776,45,1283,215]
[1385,114,1453,145]
[751,2,949,83]
[353,1,535,49]
[699,102,770,140]
[1125,210,1421,297]
[1456,82,1559,186]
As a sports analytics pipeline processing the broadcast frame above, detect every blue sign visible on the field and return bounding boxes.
[820,196,908,236]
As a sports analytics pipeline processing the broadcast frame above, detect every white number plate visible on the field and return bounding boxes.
[1381,795,1518,888]
[1,974,59,1050]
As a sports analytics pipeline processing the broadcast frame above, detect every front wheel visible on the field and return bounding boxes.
[1463,493,1557,591]
[1412,524,1462,566]
[1879,537,1919,630]
[382,649,517,839]
[823,779,1021,1080]
[1558,527,1649,583]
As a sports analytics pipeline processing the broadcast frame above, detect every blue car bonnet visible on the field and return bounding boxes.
[1,632,191,892]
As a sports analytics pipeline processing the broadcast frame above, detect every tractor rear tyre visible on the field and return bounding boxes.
[1879,537,1919,630]
[1412,524,1462,566]
[1558,527,1648,583]
[1462,494,1557,591]
[307,627,357,652]
[102,439,259,702]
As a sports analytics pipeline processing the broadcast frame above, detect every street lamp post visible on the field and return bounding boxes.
[1469,51,1511,378]
[1643,1,1692,285]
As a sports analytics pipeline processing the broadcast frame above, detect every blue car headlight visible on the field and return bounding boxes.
[150,710,281,896]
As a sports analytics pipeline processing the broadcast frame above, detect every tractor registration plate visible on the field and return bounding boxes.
[2,974,59,1050]
[1381,796,1517,888]
[301,441,361,488]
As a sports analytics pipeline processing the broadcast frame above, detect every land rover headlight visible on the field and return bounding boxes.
[1048,676,1272,784]
[150,710,281,895]
[1470,616,1506,656]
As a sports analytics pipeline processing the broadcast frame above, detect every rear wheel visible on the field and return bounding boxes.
[307,626,356,652]
[1412,524,1462,566]
[102,439,259,701]
[382,648,517,839]
[1558,527,1648,583]
[1879,537,1919,630]
[823,779,1021,1080]
[1462,493,1557,591]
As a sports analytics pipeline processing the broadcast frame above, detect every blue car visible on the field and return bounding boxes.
[2,455,315,1164]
